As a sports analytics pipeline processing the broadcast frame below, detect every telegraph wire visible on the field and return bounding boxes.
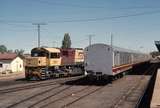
[0,20,32,24]
[74,38,88,43]
[120,6,160,10]
[48,10,160,23]
[0,10,160,24]
[31,0,160,10]
[1,23,33,28]
[31,0,105,9]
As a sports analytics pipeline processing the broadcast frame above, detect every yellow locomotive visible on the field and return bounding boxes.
[25,47,84,80]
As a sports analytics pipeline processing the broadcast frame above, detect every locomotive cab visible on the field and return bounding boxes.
[26,47,61,67]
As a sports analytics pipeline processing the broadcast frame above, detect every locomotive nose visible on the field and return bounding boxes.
[26,57,47,67]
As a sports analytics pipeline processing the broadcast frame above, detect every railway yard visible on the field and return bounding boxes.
[0,44,159,108]
[0,62,159,108]
[2,0,160,107]
[2,0,160,108]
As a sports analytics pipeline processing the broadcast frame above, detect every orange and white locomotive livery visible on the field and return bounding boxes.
[25,47,84,80]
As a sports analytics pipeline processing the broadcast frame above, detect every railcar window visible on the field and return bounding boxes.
[0,63,2,68]
[50,53,60,58]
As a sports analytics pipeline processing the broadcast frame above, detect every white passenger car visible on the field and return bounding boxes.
[84,43,150,77]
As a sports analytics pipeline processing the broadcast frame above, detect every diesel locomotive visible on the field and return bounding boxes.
[25,47,84,80]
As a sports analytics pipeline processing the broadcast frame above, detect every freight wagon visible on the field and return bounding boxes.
[84,43,150,80]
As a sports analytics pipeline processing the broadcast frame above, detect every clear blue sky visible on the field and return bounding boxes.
[1,0,160,53]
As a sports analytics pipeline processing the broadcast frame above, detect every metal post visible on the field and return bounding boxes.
[32,23,46,48]
[38,24,40,48]
[88,34,94,46]
[111,33,113,48]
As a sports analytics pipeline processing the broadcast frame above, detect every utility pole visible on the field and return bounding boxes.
[88,34,94,46]
[32,23,46,48]
[53,41,58,48]
[111,33,113,48]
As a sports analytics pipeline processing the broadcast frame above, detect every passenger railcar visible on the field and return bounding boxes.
[25,47,84,80]
[84,43,150,80]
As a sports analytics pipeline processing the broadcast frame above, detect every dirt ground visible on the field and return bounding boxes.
[0,72,26,87]
[0,75,150,108]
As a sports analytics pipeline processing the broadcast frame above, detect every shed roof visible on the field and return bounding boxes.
[0,53,17,60]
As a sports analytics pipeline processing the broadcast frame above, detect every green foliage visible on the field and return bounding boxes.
[61,33,71,49]
[0,45,7,53]
[7,50,13,53]
[0,45,25,55]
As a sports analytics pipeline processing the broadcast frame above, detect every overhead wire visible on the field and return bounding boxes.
[31,0,160,10]
[47,10,160,23]
[1,10,160,24]
[31,0,106,9]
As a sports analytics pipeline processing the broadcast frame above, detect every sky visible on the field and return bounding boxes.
[1,0,160,53]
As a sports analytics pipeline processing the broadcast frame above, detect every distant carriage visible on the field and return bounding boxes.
[25,47,84,80]
[84,43,150,80]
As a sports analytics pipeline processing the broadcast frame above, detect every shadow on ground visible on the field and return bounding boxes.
[64,76,110,86]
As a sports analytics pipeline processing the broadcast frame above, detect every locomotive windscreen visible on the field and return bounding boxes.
[31,50,47,57]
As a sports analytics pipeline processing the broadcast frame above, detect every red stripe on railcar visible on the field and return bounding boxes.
[112,64,132,73]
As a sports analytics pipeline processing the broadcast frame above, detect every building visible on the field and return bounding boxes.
[0,53,24,74]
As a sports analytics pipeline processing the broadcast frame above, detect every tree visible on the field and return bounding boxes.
[61,33,71,49]
[0,45,7,53]
[7,50,13,53]
[14,49,25,55]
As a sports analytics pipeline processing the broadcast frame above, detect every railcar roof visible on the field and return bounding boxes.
[113,46,141,54]
[86,43,143,54]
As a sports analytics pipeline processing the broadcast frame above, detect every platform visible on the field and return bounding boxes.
[150,69,160,108]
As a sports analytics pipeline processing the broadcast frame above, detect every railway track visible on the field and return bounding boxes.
[135,63,160,108]
[61,86,104,108]
[5,78,105,108]
[0,76,83,94]
[28,78,115,108]
[111,76,145,108]
[5,76,85,108]
[6,85,70,108]
[1,75,150,108]
[111,63,157,108]
[0,64,154,108]
[28,86,104,108]
[30,86,91,108]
